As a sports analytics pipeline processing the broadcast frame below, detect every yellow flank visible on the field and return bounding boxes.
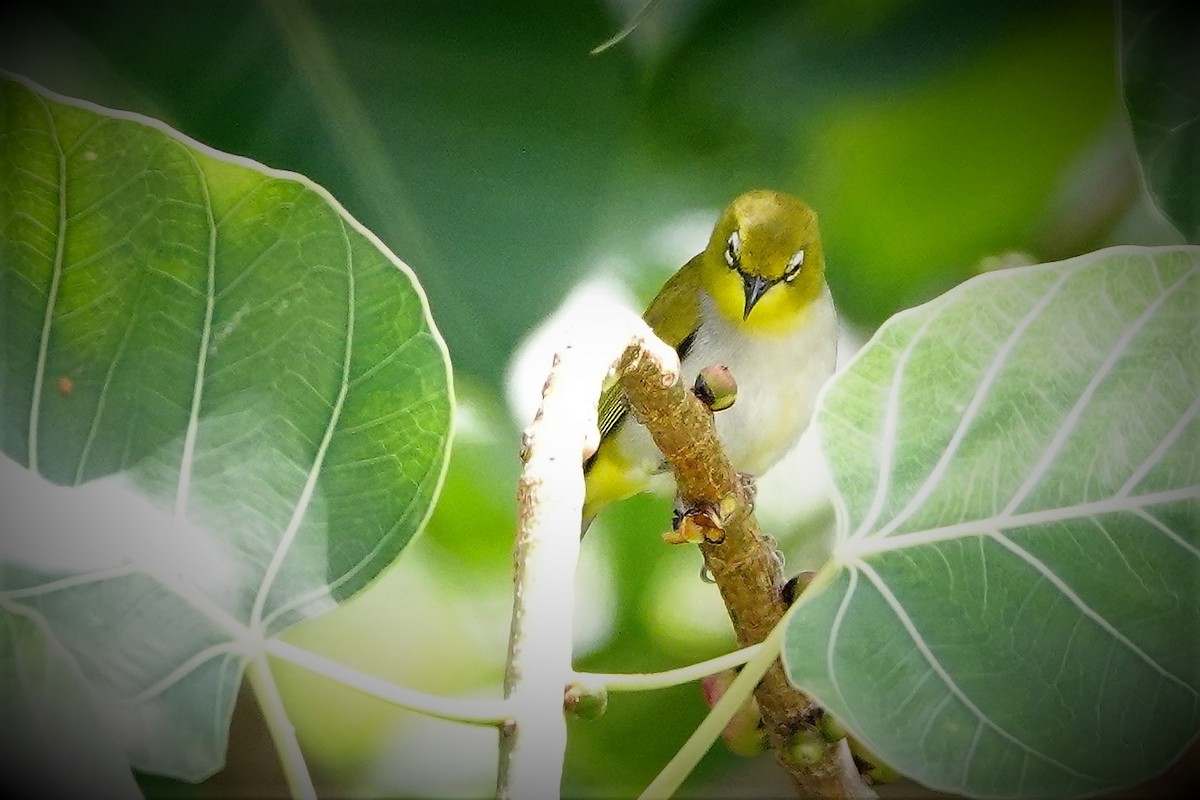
[582,188,836,531]
[582,445,643,526]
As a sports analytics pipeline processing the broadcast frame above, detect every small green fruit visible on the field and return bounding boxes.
[694,364,738,411]
[563,678,608,721]
[786,729,828,767]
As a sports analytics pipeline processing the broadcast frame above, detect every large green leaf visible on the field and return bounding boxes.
[0,74,452,780]
[1120,1,1200,241]
[784,247,1199,797]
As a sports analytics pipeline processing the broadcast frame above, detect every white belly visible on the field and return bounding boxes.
[614,285,837,482]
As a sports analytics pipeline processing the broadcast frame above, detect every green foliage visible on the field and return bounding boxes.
[806,8,1115,320]
[785,247,1199,797]
[1,1,1195,798]
[1120,0,1200,241]
[0,0,1125,384]
[0,75,451,779]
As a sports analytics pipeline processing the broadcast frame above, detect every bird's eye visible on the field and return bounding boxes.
[784,249,805,282]
[724,231,740,269]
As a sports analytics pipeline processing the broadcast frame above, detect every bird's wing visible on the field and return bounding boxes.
[592,254,704,445]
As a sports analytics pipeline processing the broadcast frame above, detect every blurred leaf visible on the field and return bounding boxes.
[636,1,1118,325]
[0,75,451,779]
[272,558,508,787]
[420,382,521,575]
[785,247,1199,797]
[1120,0,1200,241]
[0,0,637,386]
[1,1,1130,383]
[804,5,1117,325]
[0,604,143,799]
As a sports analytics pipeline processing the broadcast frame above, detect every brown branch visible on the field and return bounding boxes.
[617,350,862,799]
[504,308,865,799]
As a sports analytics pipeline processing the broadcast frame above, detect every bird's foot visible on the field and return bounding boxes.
[664,495,738,545]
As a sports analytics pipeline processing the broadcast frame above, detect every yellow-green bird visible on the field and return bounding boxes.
[583,189,838,528]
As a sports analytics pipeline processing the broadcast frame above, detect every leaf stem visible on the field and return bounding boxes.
[264,638,512,726]
[637,621,785,800]
[246,654,317,800]
[590,0,663,54]
[581,643,762,692]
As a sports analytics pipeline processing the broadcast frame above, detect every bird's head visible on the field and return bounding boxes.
[699,190,825,333]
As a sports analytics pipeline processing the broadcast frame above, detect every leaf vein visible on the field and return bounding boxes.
[853,558,1104,783]
[876,267,1076,538]
[249,215,356,633]
[1003,264,1198,516]
[1,563,139,600]
[1132,508,1200,560]
[174,148,218,520]
[825,566,862,733]
[1119,393,1200,498]
[839,486,1200,559]
[853,306,945,539]
[26,90,69,475]
[129,642,244,704]
[983,530,1195,696]
[74,310,140,484]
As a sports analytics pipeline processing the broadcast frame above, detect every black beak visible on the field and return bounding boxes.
[742,273,771,320]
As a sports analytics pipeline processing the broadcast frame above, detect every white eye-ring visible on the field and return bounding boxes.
[784,249,805,282]
[724,231,740,268]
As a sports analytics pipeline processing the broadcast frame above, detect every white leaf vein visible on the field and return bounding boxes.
[985,528,1193,697]
[1132,508,1200,560]
[74,308,139,484]
[838,486,1200,560]
[174,148,218,520]
[1119,393,1200,498]
[129,642,244,704]
[2,563,139,600]
[851,558,1101,783]
[1002,264,1198,516]
[874,268,1076,539]
[249,215,356,633]
[825,566,862,733]
[853,307,944,539]
[26,92,68,476]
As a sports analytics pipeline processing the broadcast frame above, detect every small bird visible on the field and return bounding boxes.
[583,189,838,529]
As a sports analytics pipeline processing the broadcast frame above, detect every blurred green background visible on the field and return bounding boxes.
[1,1,1188,797]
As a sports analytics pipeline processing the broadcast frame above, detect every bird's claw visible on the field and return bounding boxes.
[664,502,725,544]
[664,494,740,545]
